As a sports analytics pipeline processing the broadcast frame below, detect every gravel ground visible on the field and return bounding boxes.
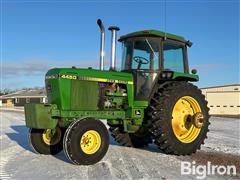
[0,110,239,180]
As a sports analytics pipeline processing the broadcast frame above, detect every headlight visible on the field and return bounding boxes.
[45,74,59,79]
[161,71,173,79]
[166,72,172,78]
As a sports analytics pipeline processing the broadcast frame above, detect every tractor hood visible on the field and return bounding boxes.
[45,68,134,111]
[45,68,134,84]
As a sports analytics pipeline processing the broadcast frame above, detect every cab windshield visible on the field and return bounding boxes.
[121,38,160,71]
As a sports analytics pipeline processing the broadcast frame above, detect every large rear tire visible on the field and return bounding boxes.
[28,127,64,155]
[148,82,210,155]
[63,118,109,165]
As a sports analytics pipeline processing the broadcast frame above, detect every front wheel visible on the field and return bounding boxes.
[28,127,64,155]
[148,82,210,155]
[63,118,109,165]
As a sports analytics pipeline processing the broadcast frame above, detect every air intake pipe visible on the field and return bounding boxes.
[97,19,105,70]
[108,26,120,70]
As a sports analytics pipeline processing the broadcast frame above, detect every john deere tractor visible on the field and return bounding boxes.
[25,19,210,165]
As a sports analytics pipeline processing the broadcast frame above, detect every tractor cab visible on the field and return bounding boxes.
[119,30,193,100]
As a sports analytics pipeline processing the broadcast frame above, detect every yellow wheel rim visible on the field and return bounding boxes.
[42,127,62,145]
[172,96,203,143]
[80,130,101,155]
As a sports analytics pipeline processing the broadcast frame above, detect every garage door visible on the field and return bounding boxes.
[206,91,240,115]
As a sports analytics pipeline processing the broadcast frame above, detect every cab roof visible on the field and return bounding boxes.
[119,30,192,46]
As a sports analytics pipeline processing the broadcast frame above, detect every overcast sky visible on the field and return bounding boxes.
[1,0,239,90]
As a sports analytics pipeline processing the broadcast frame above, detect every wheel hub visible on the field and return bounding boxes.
[172,96,203,143]
[192,112,204,128]
[42,127,62,146]
[80,130,101,155]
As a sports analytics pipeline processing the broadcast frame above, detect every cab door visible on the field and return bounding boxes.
[130,38,161,100]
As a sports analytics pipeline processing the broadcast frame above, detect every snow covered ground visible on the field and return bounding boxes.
[0,110,239,179]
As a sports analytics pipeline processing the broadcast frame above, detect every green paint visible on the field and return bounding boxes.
[134,101,149,107]
[119,30,186,43]
[25,69,197,132]
[46,68,133,82]
[71,80,99,110]
[172,72,199,81]
[127,84,134,107]
[24,104,58,129]
[25,101,147,132]
[123,119,140,133]
[25,68,198,132]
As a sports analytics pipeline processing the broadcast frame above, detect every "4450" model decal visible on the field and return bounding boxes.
[60,74,77,80]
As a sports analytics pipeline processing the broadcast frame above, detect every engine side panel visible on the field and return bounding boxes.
[71,80,99,110]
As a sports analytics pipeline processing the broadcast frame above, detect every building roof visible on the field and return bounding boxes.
[0,89,46,99]
[118,30,192,46]
[201,84,240,90]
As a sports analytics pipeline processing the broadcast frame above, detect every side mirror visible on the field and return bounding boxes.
[191,69,197,74]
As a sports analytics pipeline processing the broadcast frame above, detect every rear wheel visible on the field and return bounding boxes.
[148,82,210,155]
[63,118,109,165]
[28,127,64,155]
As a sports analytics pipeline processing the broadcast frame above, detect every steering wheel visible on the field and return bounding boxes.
[133,56,149,69]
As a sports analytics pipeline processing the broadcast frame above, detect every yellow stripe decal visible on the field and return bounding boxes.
[48,74,134,85]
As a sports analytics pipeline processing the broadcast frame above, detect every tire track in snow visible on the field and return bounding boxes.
[133,148,183,179]
[87,160,113,180]
[111,147,148,179]
[118,147,173,179]
[0,148,16,180]
[0,158,12,179]
[127,149,165,179]
[1,112,14,179]
[105,146,130,179]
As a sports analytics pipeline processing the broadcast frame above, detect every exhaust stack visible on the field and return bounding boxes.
[108,26,120,70]
[97,19,105,70]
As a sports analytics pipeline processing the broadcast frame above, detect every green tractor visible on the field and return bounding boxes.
[25,19,210,165]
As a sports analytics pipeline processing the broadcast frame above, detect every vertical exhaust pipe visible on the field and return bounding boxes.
[108,26,120,70]
[97,19,105,70]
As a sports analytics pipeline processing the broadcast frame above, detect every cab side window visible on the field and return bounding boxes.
[163,43,185,73]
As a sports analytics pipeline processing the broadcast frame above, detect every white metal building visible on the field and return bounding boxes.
[201,84,240,116]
